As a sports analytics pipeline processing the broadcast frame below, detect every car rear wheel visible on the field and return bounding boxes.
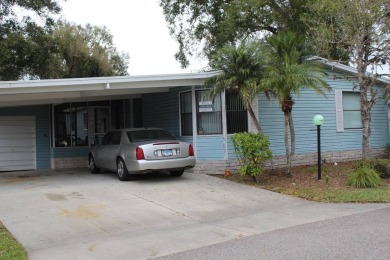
[170,169,184,177]
[89,155,100,174]
[117,158,132,181]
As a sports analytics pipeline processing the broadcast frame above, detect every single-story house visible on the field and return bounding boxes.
[0,58,389,173]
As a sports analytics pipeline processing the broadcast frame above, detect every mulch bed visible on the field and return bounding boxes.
[211,161,390,193]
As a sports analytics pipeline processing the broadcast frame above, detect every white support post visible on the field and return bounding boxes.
[191,86,197,157]
[221,90,228,160]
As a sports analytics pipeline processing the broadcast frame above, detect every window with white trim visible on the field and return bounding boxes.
[196,90,222,135]
[335,90,362,131]
[179,90,248,136]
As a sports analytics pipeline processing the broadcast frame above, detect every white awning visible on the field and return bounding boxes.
[0,71,221,107]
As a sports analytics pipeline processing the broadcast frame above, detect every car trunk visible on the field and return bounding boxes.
[137,140,190,160]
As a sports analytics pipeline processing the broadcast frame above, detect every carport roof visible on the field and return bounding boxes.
[0,71,222,108]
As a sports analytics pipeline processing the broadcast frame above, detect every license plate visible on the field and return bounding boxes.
[161,149,173,157]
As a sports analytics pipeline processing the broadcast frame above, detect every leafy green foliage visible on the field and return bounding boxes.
[51,21,129,78]
[0,2,129,80]
[347,166,382,188]
[0,0,63,80]
[231,132,272,181]
[305,0,390,159]
[260,31,330,175]
[0,0,62,80]
[206,41,265,132]
[355,159,390,179]
[160,0,313,67]
[262,32,330,102]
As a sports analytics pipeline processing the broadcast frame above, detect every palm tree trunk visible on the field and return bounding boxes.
[289,113,295,158]
[246,103,263,134]
[284,113,292,177]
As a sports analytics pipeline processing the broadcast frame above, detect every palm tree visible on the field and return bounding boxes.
[261,32,330,176]
[206,41,265,133]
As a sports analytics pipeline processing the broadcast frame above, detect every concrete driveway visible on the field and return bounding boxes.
[0,169,387,260]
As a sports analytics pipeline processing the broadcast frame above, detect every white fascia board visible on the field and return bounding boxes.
[0,71,222,90]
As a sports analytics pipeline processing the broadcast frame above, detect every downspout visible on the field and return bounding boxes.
[191,86,197,158]
[221,90,228,160]
[51,104,55,148]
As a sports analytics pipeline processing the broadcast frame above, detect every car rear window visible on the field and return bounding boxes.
[126,130,176,142]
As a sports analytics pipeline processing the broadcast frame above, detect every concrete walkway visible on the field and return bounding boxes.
[0,169,388,260]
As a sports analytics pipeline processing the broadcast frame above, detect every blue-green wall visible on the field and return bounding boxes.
[143,87,191,138]
[258,69,388,156]
[142,69,389,161]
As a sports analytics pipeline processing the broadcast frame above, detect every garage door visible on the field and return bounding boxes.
[0,116,36,171]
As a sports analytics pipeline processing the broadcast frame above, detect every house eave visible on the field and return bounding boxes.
[0,71,222,90]
[0,71,222,108]
[309,56,390,85]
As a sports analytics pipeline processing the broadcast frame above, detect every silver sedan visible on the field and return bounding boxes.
[88,128,196,181]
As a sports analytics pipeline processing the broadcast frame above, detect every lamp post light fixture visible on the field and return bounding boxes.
[313,115,324,180]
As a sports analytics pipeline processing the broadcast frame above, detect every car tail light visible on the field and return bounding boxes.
[136,147,145,160]
[189,144,194,156]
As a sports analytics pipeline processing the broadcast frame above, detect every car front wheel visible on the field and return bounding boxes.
[89,155,100,174]
[117,158,132,181]
[170,169,184,177]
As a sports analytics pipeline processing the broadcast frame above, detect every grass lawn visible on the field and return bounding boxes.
[0,222,27,260]
[215,161,390,203]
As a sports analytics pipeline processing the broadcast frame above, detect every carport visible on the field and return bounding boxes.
[0,72,220,171]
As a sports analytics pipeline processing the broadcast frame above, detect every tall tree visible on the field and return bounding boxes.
[0,0,63,80]
[206,41,265,133]
[51,22,129,78]
[305,0,390,159]
[261,32,330,175]
[160,0,313,68]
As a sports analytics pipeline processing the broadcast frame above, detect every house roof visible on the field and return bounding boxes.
[310,56,390,85]
[0,71,221,108]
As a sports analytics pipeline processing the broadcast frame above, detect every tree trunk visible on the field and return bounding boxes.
[284,113,292,177]
[281,98,294,176]
[361,93,372,159]
[289,113,295,157]
[355,40,377,159]
[246,103,263,134]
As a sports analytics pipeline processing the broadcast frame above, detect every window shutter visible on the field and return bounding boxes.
[335,90,344,132]
[248,96,259,133]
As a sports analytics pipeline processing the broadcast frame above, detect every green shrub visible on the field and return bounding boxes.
[231,132,273,181]
[347,166,382,188]
[355,159,390,179]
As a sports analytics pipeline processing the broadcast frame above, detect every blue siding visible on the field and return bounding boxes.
[258,69,388,156]
[143,86,192,138]
[227,135,236,160]
[0,105,51,169]
[196,136,225,160]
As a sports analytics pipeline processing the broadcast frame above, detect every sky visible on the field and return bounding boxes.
[60,0,200,76]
